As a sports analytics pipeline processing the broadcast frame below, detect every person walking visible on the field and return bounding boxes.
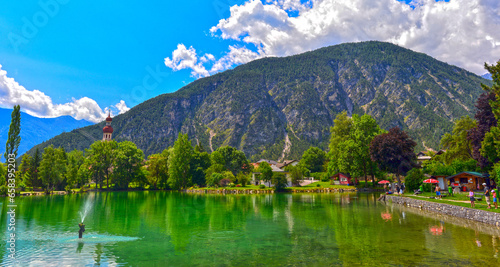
[469,188,475,208]
[483,183,492,209]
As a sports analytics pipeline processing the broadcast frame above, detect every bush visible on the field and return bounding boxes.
[228,183,235,188]
[65,185,72,193]
[219,178,231,187]
[237,173,249,187]
[207,173,223,187]
[272,173,288,191]
[316,183,321,187]
[320,173,330,182]
[405,168,425,192]
[259,184,266,189]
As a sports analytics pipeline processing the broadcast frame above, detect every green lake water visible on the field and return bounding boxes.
[1,192,500,266]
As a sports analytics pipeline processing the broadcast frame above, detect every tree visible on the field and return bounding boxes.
[211,146,249,175]
[113,141,145,189]
[404,168,425,192]
[18,154,36,187]
[168,133,193,190]
[4,105,20,182]
[285,165,306,186]
[439,116,476,164]
[299,147,326,173]
[31,147,42,187]
[38,145,67,192]
[257,162,273,186]
[146,149,170,189]
[467,92,497,169]
[481,126,500,165]
[370,127,417,185]
[206,172,223,187]
[85,140,118,190]
[327,111,353,175]
[272,172,288,191]
[327,113,383,186]
[190,149,211,186]
[65,150,85,188]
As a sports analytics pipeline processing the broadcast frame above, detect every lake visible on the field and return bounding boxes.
[1,192,500,266]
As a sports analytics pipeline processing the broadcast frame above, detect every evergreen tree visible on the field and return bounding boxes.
[168,133,193,190]
[31,147,41,187]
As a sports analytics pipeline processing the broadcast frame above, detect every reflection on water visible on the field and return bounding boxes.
[0,192,499,266]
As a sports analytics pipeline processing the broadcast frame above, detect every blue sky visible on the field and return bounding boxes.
[0,0,498,122]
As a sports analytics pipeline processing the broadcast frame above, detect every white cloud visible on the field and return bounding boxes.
[164,44,260,78]
[166,0,500,76]
[0,64,129,123]
[114,100,130,114]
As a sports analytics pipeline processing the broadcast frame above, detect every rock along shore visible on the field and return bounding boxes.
[383,195,500,227]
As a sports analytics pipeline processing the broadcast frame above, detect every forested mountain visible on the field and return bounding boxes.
[25,41,491,161]
[0,108,92,161]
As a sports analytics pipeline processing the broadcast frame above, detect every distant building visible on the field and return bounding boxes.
[102,112,113,141]
[330,172,356,185]
[446,172,491,191]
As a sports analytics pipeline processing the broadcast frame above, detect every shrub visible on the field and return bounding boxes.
[405,168,425,192]
[219,178,231,187]
[320,173,330,182]
[259,184,266,189]
[316,183,321,187]
[236,184,241,187]
[65,185,72,193]
[228,183,235,188]
[207,173,223,187]
[237,173,249,187]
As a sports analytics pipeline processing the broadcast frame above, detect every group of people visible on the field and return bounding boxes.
[383,183,405,195]
[469,183,498,209]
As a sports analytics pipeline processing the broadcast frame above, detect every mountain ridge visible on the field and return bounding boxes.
[24,41,492,161]
[0,108,93,161]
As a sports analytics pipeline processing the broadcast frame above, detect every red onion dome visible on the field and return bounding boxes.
[106,115,112,122]
[103,126,113,133]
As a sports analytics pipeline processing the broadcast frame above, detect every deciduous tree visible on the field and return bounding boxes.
[299,147,326,173]
[370,127,417,185]
[168,133,193,190]
[113,141,145,189]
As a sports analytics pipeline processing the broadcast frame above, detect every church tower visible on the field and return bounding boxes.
[102,112,113,141]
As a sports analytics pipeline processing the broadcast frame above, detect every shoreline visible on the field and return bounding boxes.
[383,195,500,227]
